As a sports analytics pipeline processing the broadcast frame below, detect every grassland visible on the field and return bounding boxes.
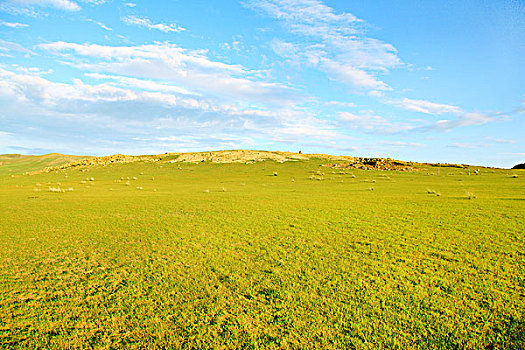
[0,152,524,349]
[0,154,92,176]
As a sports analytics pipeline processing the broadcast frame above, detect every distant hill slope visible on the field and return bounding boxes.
[27,150,424,174]
[1,150,505,175]
[512,163,525,170]
[0,153,93,175]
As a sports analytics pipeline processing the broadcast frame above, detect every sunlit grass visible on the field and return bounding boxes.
[0,159,524,349]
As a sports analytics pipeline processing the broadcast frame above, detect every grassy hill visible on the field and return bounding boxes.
[0,153,92,175]
[0,152,523,349]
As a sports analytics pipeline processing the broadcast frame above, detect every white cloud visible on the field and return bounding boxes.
[122,15,185,33]
[0,4,40,16]
[39,41,300,106]
[0,63,352,155]
[272,123,339,140]
[97,22,111,30]
[79,0,107,4]
[270,40,393,91]
[0,20,29,28]
[10,65,53,75]
[0,39,34,54]
[5,0,81,11]
[448,143,481,149]
[86,19,112,30]
[39,41,244,73]
[382,141,424,148]
[245,0,402,92]
[270,39,300,60]
[368,90,384,97]
[244,0,361,35]
[0,66,303,125]
[321,58,391,91]
[0,67,276,142]
[324,101,356,108]
[0,67,195,107]
[338,110,414,133]
[85,73,198,96]
[382,97,497,131]
[384,97,463,115]
[432,112,493,131]
[338,111,387,129]
[486,137,515,144]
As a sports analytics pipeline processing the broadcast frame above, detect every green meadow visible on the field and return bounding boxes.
[0,153,524,349]
[0,154,91,176]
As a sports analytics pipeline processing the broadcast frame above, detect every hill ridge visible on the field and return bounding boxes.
[26,150,426,174]
[2,150,511,175]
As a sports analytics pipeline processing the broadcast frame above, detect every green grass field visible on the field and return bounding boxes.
[0,153,524,349]
[0,154,92,176]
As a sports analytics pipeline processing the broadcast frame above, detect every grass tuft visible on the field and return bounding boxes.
[48,186,64,193]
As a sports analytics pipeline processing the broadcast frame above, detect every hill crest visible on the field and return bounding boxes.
[2,150,509,175]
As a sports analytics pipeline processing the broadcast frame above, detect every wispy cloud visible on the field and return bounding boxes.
[3,0,81,12]
[85,73,198,96]
[338,110,412,133]
[485,137,515,144]
[271,122,340,141]
[9,65,53,75]
[0,4,40,16]
[384,97,463,115]
[244,0,402,92]
[338,110,390,132]
[448,142,481,149]
[431,112,493,131]
[321,57,391,91]
[86,19,112,30]
[381,141,424,148]
[382,97,496,131]
[122,15,185,33]
[79,0,107,4]
[324,101,356,108]
[0,20,29,28]
[0,39,34,54]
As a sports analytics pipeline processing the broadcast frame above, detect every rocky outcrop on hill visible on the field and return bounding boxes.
[323,158,418,171]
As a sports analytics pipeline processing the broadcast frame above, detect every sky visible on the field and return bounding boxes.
[0,0,523,167]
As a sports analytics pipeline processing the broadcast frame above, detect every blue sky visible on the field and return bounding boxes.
[0,0,523,167]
